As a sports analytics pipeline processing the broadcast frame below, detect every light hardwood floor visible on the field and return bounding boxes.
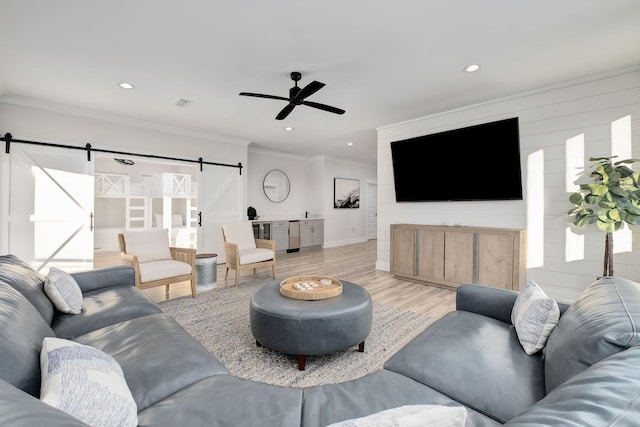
[95,239,456,319]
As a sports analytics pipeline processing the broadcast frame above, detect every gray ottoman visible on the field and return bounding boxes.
[249,279,373,370]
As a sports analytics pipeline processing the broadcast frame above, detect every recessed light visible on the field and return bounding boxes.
[347,142,354,146]
[464,64,480,73]
[284,127,293,131]
[119,82,135,89]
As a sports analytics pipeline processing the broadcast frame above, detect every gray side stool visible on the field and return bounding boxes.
[249,279,373,370]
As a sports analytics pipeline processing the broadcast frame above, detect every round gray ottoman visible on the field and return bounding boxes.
[249,279,373,370]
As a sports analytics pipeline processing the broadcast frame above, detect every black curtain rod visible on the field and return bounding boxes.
[1,132,243,174]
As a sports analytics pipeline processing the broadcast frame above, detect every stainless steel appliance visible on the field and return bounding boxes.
[288,220,300,253]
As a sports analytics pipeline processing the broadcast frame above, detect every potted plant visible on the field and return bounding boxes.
[567,156,640,276]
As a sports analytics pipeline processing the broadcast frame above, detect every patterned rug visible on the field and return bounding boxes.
[158,275,434,387]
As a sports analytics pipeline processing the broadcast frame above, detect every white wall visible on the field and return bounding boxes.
[323,158,377,247]
[377,68,640,301]
[247,148,377,246]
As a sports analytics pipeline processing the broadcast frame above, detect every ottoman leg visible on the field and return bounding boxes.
[297,355,307,371]
[358,341,365,352]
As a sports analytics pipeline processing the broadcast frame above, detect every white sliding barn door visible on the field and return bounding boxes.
[197,165,244,263]
[1,146,94,273]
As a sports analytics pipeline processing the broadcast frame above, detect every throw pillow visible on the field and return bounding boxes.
[44,267,83,315]
[511,280,560,355]
[40,337,137,427]
[326,404,467,427]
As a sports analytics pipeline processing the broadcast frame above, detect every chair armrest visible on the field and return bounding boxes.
[455,284,519,324]
[170,247,196,267]
[223,241,240,266]
[256,239,276,252]
[71,265,135,294]
[119,252,142,286]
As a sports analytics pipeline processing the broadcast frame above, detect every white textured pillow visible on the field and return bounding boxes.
[40,337,137,427]
[124,229,172,263]
[44,267,83,314]
[326,404,467,427]
[511,280,560,355]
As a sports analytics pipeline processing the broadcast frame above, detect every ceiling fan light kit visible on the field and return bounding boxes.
[239,71,345,120]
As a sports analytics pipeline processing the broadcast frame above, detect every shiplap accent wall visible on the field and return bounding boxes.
[376,69,640,301]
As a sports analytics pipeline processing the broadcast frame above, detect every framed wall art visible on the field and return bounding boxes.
[334,178,360,208]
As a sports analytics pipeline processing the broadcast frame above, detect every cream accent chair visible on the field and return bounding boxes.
[118,229,197,299]
[222,222,276,287]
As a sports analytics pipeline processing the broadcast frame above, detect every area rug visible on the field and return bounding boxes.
[158,275,434,387]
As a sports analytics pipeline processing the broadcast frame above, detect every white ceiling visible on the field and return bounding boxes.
[1,1,639,166]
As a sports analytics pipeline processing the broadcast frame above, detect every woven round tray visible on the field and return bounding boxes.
[279,275,343,300]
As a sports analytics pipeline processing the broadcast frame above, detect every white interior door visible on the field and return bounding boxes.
[1,145,94,273]
[197,166,244,263]
[367,182,377,240]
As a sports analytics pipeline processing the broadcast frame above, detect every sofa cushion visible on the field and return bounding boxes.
[511,280,559,355]
[124,229,172,263]
[301,370,500,427]
[0,282,55,397]
[325,404,467,427]
[51,285,162,339]
[74,313,228,411]
[544,276,640,392]
[506,347,640,426]
[0,254,54,323]
[0,378,88,427]
[239,248,274,265]
[44,267,83,315]
[384,311,546,423]
[40,337,137,427]
[138,374,303,427]
[138,259,191,282]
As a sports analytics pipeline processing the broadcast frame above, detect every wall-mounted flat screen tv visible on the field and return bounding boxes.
[390,117,522,202]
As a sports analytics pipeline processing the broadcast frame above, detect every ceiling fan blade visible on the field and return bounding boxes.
[239,92,289,101]
[295,81,325,100]
[302,100,345,115]
[275,104,296,120]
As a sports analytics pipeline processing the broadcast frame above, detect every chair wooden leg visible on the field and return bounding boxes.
[271,264,276,279]
[165,284,170,299]
[225,267,229,280]
[189,278,197,298]
[235,270,239,287]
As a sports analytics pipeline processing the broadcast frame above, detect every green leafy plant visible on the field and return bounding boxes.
[567,156,640,276]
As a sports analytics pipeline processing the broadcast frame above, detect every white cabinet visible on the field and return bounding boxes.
[272,220,289,252]
[300,219,324,248]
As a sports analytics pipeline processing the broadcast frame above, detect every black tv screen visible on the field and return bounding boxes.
[390,117,522,202]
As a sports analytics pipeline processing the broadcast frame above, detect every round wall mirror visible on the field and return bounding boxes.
[263,169,290,203]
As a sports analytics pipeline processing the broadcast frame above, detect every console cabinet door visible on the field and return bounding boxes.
[477,233,516,289]
[391,227,416,277]
[444,231,474,284]
[416,229,445,281]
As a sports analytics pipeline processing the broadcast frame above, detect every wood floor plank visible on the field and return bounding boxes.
[94,240,456,319]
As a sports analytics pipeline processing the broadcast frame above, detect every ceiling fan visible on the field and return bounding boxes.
[239,71,345,120]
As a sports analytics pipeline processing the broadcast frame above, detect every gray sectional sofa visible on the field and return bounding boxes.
[1,253,639,426]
